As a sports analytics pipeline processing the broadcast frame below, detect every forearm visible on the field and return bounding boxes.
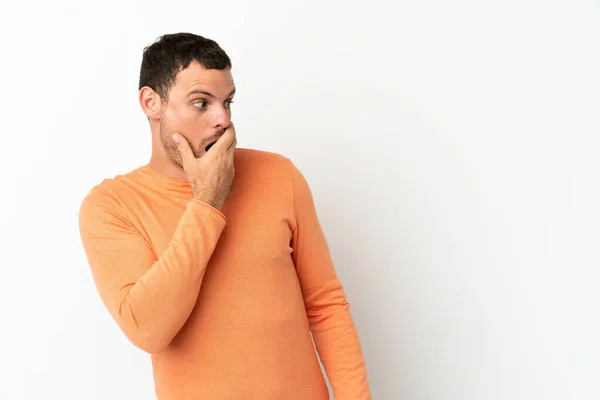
[117,201,225,353]
[81,198,226,354]
[309,297,371,399]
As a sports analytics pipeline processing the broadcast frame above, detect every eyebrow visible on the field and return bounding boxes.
[187,87,236,99]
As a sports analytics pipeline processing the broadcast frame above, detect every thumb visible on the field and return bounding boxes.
[171,133,194,164]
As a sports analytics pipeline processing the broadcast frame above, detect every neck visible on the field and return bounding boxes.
[148,154,187,180]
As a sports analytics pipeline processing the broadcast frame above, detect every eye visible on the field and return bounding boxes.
[193,100,207,109]
[224,99,234,109]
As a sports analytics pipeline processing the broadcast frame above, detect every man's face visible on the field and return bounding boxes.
[158,61,236,167]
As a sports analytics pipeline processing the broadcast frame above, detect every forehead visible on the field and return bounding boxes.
[172,61,234,93]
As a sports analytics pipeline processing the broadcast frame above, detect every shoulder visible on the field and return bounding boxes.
[234,147,298,180]
[78,167,144,222]
[234,147,313,196]
[235,147,293,168]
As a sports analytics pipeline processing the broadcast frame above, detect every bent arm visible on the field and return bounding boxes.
[79,189,225,354]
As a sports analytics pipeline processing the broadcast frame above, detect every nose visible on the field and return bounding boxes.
[212,106,231,129]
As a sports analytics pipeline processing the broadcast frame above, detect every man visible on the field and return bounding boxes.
[78,32,371,399]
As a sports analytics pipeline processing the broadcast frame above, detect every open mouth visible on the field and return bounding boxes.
[205,142,216,152]
[205,131,225,152]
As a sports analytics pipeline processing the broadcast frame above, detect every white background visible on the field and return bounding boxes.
[1,0,599,399]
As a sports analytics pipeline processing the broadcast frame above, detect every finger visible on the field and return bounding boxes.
[226,123,237,151]
[172,133,194,164]
[228,135,237,151]
[226,137,237,165]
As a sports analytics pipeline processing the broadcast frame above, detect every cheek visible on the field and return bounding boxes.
[164,106,194,136]
[169,104,207,127]
[170,107,209,151]
[164,104,189,127]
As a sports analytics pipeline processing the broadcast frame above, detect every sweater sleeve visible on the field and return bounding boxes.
[290,162,371,399]
[78,188,226,354]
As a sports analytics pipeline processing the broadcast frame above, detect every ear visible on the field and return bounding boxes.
[139,86,162,120]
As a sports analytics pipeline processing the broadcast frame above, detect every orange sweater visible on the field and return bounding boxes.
[78,148,371,399]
